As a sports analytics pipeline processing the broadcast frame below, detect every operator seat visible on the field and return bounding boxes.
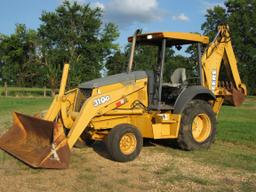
[164,68,187,87]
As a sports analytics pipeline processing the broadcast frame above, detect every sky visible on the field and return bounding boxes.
[0,0,224,48]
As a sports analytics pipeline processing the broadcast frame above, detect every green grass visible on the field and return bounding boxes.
[0,96,255,191]
[0,97,53,166]
[0,87,51,92]
[164,173,216,186]
[192,97,256,171]
[0,97,52,133]
[183,142,256,171]
[0,87,51,96]
[0,96,255,171]
[0,96,52,116]
[217,106,256,146]
[150,97,256,173]
[240,177,256,192]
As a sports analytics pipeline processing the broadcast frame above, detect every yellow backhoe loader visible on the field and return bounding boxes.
[0,25,246,169]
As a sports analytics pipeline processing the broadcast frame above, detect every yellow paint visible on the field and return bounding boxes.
[61,89,78,128]
[66,79,147,148]
[59,64,69,96]
[91,115,130,129]
[192,113,211,142]
[119,133,137,155]
[44,64,70,121]
[128,32,209,44]
[201,25,247,97]
[130,114,154,138]
[152,114,181,139]
[212,97,224,115]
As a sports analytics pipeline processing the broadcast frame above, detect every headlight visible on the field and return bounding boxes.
[147,35,153,39]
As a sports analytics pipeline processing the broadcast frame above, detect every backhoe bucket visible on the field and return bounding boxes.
[224,88,245,107]
[0,112,70,169]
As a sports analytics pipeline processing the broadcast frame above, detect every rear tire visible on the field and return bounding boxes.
[177,99,216,150]
[106,124,143,162]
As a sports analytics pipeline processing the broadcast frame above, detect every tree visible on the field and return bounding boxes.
[105,50,127,75]
[0,34,7,86]
[38,1,119,94]
[106,42,194,83]
[105,44,158,75]
[0,24,41,87]
[201,6,227,40]
[225,0,256,94]
[133,45,158,71]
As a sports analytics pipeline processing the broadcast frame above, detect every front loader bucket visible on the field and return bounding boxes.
[0,112,70,169]
[224,88,245,107]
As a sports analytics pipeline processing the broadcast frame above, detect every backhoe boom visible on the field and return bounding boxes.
[202,25,247,106]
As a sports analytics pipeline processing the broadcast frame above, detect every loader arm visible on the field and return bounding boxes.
[39,63,146,148]
[44,64,70,121]
[201,25,247,107]
[67,82,145,148]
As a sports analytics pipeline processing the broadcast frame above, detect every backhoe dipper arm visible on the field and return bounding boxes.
[201,25,247,106]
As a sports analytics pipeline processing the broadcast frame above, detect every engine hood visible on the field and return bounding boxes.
[79,71,147,89]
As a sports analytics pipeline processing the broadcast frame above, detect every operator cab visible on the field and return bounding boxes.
[128,31,209,111]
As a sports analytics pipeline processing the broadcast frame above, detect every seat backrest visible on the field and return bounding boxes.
[171,68,186,84]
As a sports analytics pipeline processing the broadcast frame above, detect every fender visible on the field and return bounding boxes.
[173,86,216,114]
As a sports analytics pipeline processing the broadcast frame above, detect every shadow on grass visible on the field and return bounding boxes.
[143,138,180,149]
[91,141,112,161]
[91,138,181,161]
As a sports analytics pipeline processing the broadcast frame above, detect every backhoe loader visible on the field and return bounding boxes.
[0,25,246,169]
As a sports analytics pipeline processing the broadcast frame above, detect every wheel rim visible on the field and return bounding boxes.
[119,133,137,155]
[192,113,211,142]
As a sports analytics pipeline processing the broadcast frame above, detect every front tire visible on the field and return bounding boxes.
[177,99,216,150]
[106,124,143,162]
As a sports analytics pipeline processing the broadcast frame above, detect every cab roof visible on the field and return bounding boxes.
[128,32,209,46]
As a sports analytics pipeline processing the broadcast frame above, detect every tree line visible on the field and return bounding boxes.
[0,1,119,95]
[0,0,255,94]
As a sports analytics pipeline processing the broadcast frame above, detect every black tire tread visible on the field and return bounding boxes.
[106,124,143,162]
[177,99,217,150]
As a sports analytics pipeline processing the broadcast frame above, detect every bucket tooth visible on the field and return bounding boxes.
[0,112,70,169]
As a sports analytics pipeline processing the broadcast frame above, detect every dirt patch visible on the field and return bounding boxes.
[238,106,256,110]
[0,143,255,192]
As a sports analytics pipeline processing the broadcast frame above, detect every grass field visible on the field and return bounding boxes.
[0,97,52,131]
[0,96,255,192]
[0,87,51,97]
